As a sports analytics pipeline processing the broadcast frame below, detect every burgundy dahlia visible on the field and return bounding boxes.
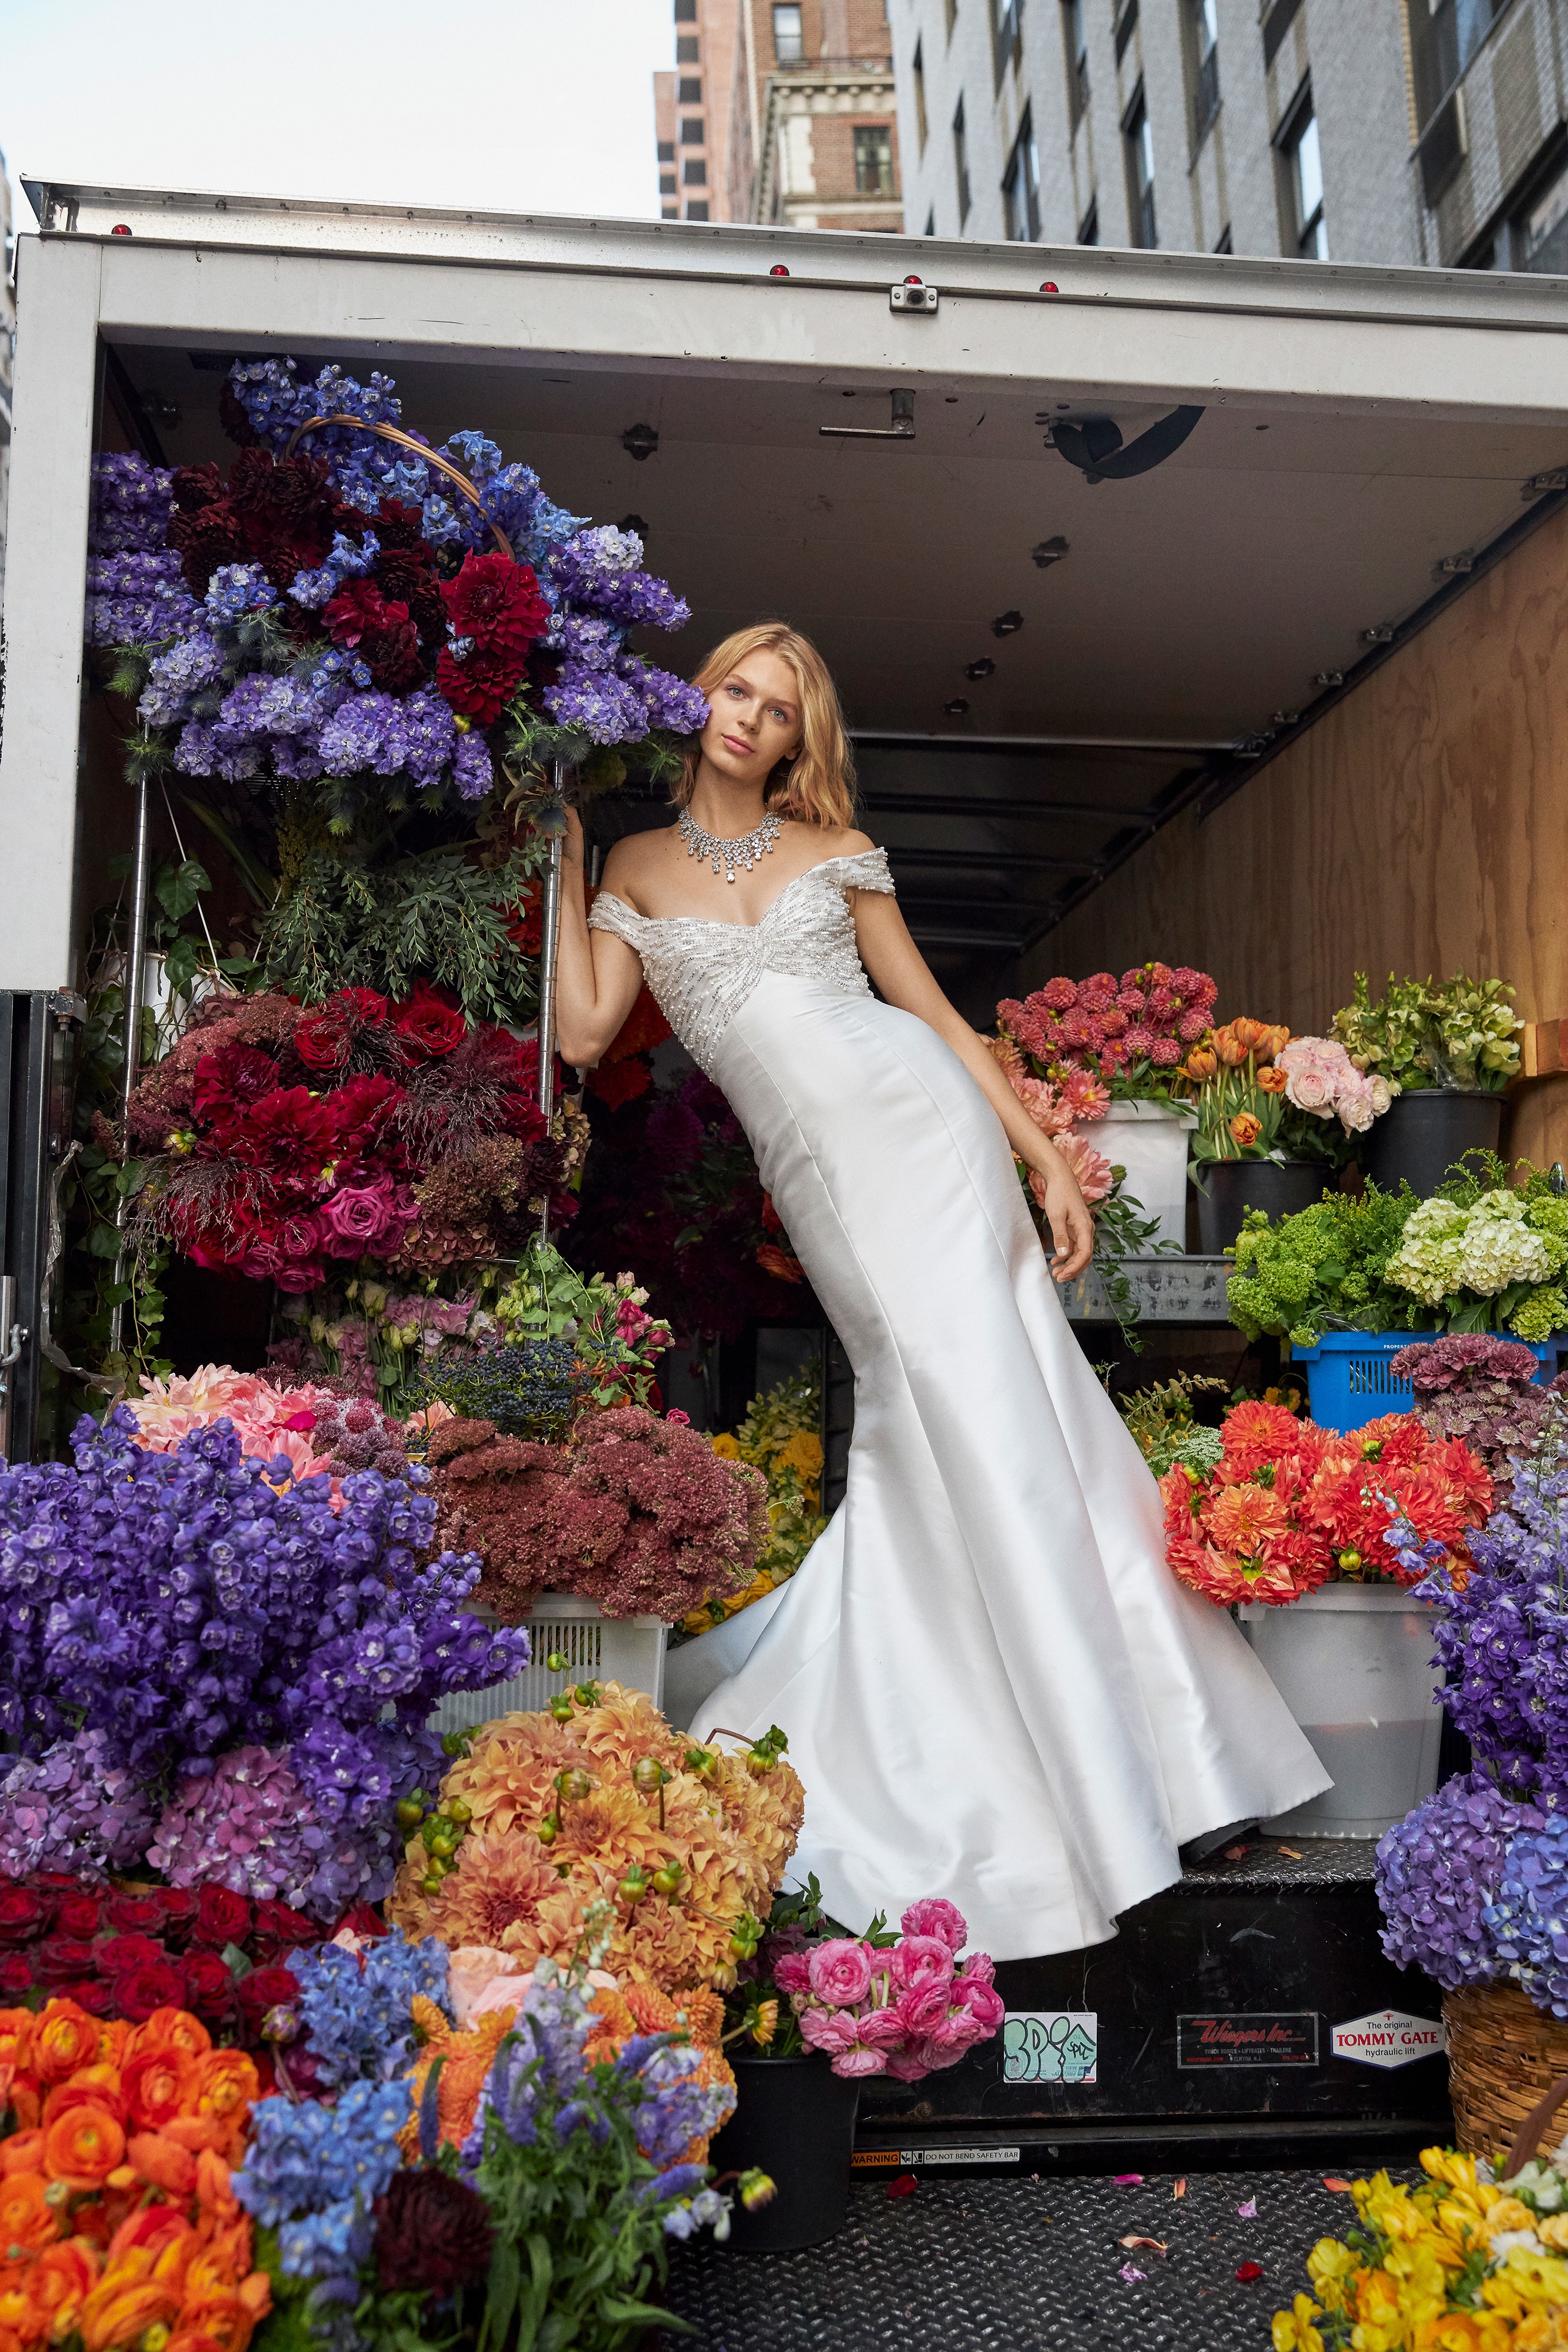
[323,580,424,692]
[374,2169,495,2296]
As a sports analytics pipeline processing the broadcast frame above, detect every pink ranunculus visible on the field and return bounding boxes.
[918,2009,984,2055]
[829,2044,888,2079]
[320,1179,403,1253]
[887,1934,956,1995]
[806,1937,875,2009]
[952,1975,1007,2033]
[959,1950,996,1986]
[856,2005,909,2050]
[771,1950,813,1995]
[894,1980,955,2040]
[909,2033,975,2073]
[799,2005,864,2054]
[900,1897,969,1954]
[882,2048,932,2082]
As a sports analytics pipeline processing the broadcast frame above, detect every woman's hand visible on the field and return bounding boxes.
[1034,1159,1095,1284]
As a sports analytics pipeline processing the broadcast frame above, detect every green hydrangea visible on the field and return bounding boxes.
[1511,1286,1568,1342]
[1226,1187,1423,1345]
[1387,1191,1565,1306]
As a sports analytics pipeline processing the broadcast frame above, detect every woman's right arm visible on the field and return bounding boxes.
[552,808,647,1066]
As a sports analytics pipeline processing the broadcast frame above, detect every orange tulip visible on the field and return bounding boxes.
[1210,1024,1249,1067]
[0,2175,58,2258]
[77,2274,181,2352]
[1229,1112,1263,1150]
[1256,1064,1290,1095]
[125,2134,197,2200]
[28,2238,101,2337]
[178,2291,253,2352]
[122,2050,197,2137]
[0,2136,42,2183]
[131,2014,211,2068]
[42,2105,125,2193]
[1228,1016,1271,1055]
[32,2005,100,2089]
[1183,1046,1218,1081]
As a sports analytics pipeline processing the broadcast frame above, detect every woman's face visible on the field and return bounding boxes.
[698,650,802,789]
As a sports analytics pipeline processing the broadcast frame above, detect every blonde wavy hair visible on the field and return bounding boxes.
[674,623,856,829]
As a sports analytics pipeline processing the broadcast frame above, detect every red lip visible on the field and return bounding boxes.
[721,735,754,757]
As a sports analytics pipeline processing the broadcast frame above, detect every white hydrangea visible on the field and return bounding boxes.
[1386,1198,1473,1305]
[1388,1189,1559,1305]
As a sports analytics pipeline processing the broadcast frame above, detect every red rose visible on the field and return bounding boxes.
[112,1958,186,2023]
[104,1892,168,1936]
[323,580,423,692]
[33,1937,100,1985]
[293,989,391,1072]
[192,1884,253,1950]
[250,1903,319,1961]
[69,1980,117,2019]
[180,1951,238,2019]
[99,1932,169,1978]
[158,1888,200,1949]
[56,1893,102,1939]
[436,641,527,726]
[0,1954,32,1997]
[391,983,467,1059]
[236,1964,301,2039]
[439,550,550,656]
[0,1888,45,1945]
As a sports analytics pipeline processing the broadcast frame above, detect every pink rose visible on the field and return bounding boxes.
[952,1975,1006,2034]
[273,1259,327,1297]
[888,1934,956,1994]
[799,2005,863,2055]
[320,1179,403,1255]
[772,1950,812,1995]
[894,1981,954,2039]
[900,1898,969,1955]
[806,1938,874,2009]
[829,2044,888,2079]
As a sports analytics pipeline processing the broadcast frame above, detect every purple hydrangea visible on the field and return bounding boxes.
[0,1727,156,1882]
[148,1742,401,1923]
[1419,1463,1568,1785]
[1484,1812,1568,2016]
[1376,1769,1554,1988]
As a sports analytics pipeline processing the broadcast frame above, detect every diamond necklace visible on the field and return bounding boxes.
[677,805,783,885]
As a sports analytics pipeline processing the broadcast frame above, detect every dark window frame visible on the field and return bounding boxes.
[772,1,805,63]
[1113,0,1138,65]
[853,123,896,195]
[685,199,711,221]
[682,156,709,185]
[1063,0,1089,130]
[1260,0,1301,71]
[676,33,700,62]
[1275,75,1326,258]
[673,0,697,19]
[1078,194,1100,244]
[657,140,676,163]
[1188,0,1220,150]
[953,94,972,225]
[1122,83,1156,248]
[991,0,1023,90]
[680,116,705,145]
[659,172,678,195]
[913,37,929,149]
[1003,104,1041,239]
[677,76,703,103]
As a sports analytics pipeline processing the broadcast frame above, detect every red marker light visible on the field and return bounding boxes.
[769,263,790,277]
[1040,281,1058,293]
[903,274,923,285]
[112,224,133,237]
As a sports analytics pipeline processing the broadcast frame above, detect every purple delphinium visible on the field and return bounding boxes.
[84,551,197,647]
[1484,1812,1568,2017]
[0,1411,528,1825]
[0,1727,156,1881]
[543,659,648,747]
[148,1742,401,1922]
[1375,1769,1554,1988]
[616,651,708,736]
[88,453,176,554]
[546,527,690,631]
[138,631,227,729]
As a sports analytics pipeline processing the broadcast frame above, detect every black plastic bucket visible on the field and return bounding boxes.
[707,2052,861,2252]
[1359,1089,1504,1199]
[1195,1158,1331,1255]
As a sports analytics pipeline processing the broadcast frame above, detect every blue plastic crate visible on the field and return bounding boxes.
[1291,1330,1564,1434]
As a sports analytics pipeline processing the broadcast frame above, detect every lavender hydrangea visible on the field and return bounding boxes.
[1485,1813,1568,2016]
[148,1743,403,1923]
[0,1728,155,1882]
[0,1412,529,1827]
[290,1930,451,2087]
[1376,1769,1554,1987]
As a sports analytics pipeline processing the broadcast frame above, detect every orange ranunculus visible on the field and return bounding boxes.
[67,2203,115,2254]
[190,2055,257,2150]
[125,2134,197,2199]
[1211,1023,1249,1066]
[236,2275,269,2323]
[93,2023,132,2074]
[0,2175,58,2258]
[166,2336,234,2352]
[42,2069,126,2130]
[0,2018,32,2079]
[28,2238,100,2337]
[1229,1112,1263,1149]
[32,2005,100,2089]
[180,2252,247,2304]
[1182,1046,1218,1081]
[178,2291,253,2352]
[192,2154,236,2225]
[107,2209,197,2281]
[0,2285,36,2346]
[0,2136,43,2183]
[131,2013,212,2068]
[193,2220,252,2288]
[163,2118,225,2159]
[42,2105,125,2192]
[77,2274,180,2352]
[122,2049,197,2137]
[1256,1064,1290,1094]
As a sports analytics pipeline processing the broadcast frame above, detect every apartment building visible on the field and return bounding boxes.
[653,0,903,231]
[890,0,1567,275]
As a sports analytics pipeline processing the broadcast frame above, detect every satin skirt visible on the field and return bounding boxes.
[687,972,1331,1962]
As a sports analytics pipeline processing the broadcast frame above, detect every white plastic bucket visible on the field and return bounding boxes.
[1095,1102,1197,1251]
[1237,1585,1442,1839]
[430,1597,667,1736]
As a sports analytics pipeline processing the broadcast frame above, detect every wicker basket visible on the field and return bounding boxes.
[1445,1981,1568,2159]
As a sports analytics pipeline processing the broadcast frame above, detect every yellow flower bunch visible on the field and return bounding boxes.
[1275,2151,1568,2352]
[681,1368,828,1638]
[386,1683,805,1993]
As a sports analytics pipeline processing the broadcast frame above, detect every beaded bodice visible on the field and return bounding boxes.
[587,849,895,1073]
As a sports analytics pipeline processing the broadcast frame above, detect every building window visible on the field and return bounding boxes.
[1280,84,1327,257]
[953,95,971,225]
[676,34,699,63]
[924,205,937,235]
[683,157,708,185]
[673,0,696,18]
[680,117,704,144]
[1406,0,1508,138]
[1003,107,1041,239]
[913,38,929,149]
[662,204,679,219]
[773,2,804,61]
[1516,152,1568,274]
[1063,0,1089,130]
[1214,223,1233,252]
[657,141,675,163]
[992,0,1022,82]
[678,77,702,103]
[686,199,711,220]
[660,172,677,196]
[1078,195,1100,244]
[1123,87,1156,247]
[854,125,896,195]
[1260,0,1301,70]
[1190,0,1220,146]
[1114,0,1139,64]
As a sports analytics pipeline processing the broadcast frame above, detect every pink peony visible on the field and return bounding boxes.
[1037,976,1078,1013]
[772,1950,813,1994]
[900,1897,969,1954]
[806,1938,875,2008]
[888,1934,956,1994]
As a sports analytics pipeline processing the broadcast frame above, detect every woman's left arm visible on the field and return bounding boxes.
[852,887,1096,1283]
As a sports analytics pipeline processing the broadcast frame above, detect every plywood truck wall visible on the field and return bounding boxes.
[1030,503,1568,1169]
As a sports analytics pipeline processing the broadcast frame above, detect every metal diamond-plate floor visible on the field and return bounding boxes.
[660,2167,1380,2350]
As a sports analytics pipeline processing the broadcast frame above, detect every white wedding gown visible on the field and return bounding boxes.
[589,850,1330,1962]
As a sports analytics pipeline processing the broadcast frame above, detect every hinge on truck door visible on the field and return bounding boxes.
[820,390,915,441]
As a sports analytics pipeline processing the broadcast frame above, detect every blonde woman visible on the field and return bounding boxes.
[553,623,1327,1962]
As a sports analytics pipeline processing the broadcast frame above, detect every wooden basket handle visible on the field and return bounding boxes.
[282,414,515,560]
[1505,2069,1568,2178]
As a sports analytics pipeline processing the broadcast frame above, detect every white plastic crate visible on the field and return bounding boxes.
[430,1597,667,1738]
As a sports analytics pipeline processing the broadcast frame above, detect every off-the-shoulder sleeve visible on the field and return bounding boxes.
[587,891,648,947]
[836,848,895,895]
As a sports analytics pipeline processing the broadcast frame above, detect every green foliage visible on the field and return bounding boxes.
[1226,1184,1425,1346]
[418,1340,583,1441]
[1332,970,1523,1093]
[1088,1177,1183,1355]
[1112,1370,1230,1477]
[259,844,546,1026]
[492,1245,673,1411]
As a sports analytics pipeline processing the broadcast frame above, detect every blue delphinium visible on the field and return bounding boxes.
[234,2075,413,2288]
[291,1930,451,2087]
[204,562,277,626]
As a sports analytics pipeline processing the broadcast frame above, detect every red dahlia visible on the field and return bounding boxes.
[323,580,424,693]
[439,550,550,655]
[436,642,527,727]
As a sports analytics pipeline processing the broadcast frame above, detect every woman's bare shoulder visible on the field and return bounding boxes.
[798,822,878,860]
[599,823,679,909]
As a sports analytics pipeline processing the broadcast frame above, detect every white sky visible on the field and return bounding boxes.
[1,1,675,234]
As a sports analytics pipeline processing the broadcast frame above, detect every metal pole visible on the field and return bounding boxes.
[108,774,153,1355]
[535,759,567,1244]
